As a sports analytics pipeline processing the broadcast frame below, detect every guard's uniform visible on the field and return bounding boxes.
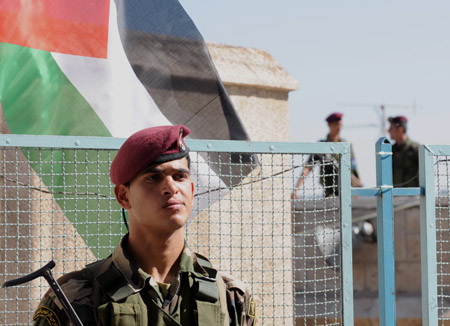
[392,138,419,187]
[33,235,256,326]
[307,135,360,197]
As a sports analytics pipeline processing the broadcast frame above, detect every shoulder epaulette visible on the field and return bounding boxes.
[193,253,219,303]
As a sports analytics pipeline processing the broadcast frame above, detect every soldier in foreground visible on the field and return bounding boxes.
[33,125,256,326]
[388,115,419,187]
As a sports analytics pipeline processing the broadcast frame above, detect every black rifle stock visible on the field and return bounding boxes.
[2,260,84,326]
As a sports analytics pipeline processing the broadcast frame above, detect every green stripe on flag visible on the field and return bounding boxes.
[0,43,111,137]
[0,43,123,258]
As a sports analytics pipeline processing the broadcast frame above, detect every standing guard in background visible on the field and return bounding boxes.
[33,125,256,326]
[292,112,374,267]
[388,116,419,187]
[292,112,363,199]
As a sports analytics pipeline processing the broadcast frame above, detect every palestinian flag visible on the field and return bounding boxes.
[0,0,250,141]
[0,0,253,257]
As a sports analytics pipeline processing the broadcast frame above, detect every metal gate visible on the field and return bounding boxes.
[0,134,354,326]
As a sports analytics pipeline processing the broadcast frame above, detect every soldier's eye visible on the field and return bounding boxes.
[146,174,160,181]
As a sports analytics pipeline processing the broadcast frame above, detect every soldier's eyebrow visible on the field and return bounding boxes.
[139,166,190,175]
[174,167,190,174]
[140,167,162,174]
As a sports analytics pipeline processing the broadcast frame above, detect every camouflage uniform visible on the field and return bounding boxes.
[392,138,419,187]
[307,135,359,197]
[33,235,256,326]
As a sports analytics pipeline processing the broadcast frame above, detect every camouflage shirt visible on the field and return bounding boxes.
[33,235,256,326]
[392,138,419,187]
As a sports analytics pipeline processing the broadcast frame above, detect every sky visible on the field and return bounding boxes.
[180,0,450,186]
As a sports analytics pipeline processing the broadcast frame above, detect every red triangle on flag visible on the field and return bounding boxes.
[0,0,110,58]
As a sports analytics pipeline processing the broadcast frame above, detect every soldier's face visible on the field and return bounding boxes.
[388,123,401,139]
[328,120,342,135]
[115,157,194,235]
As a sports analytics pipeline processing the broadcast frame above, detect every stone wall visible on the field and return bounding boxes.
[207,42,299,142]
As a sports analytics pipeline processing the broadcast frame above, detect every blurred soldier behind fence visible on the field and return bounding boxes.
[292,112,363,199]
[292,112,374,265]
[388,115,419,187]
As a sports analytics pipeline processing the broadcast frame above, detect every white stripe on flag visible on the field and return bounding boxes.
[51,2,170,138]
[189,152,228,219]
[52,2,229,214]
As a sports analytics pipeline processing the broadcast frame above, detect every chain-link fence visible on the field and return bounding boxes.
[433,152,450,323]
[0,135,353,325]
[419,145,450,325]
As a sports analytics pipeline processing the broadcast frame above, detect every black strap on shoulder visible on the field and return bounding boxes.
[96,264,136,301]
[84,260,106,281]
[85,259,136,302]
[193,253,219,303]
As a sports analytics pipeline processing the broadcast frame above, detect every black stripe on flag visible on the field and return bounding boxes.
[114,0,258,186]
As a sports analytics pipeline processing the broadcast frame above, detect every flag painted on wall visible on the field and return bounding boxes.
[0,0,254,257]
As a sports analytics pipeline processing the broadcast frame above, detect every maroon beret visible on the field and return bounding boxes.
[326,112,343,123]
[110,125,190,185]
[388,115,408,125]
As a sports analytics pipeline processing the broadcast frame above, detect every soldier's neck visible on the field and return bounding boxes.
[395,134,408,146]
[126,229,185,283]
[328,132,340,142]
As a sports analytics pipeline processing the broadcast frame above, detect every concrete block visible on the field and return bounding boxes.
[353,263,367,292]
[396,261,421,293]
[406,233,421,260]
[364,262,379,293]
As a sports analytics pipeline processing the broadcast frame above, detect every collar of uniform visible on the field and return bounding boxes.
[394,137,413,149]
[178,245,211,278]
[403,138,414,147]
[111,234,148,291]
[325,134,345,142]
[111,235,209,291]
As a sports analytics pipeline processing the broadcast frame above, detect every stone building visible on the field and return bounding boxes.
[207,42,299,142]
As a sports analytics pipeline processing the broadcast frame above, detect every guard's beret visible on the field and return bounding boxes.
[110,125,190,185]
[326,112,343,123]
[388,116,408,125]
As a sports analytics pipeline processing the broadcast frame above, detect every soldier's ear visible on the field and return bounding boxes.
[190,181,194,200]
[115,184,131,209]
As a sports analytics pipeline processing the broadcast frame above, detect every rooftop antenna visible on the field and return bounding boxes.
[336,101,424,137]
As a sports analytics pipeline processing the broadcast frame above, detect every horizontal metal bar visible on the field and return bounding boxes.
[0,134,351,154]
[426,145,450,156]
[393,187,424,196]
[188,139,350,154]
[0,134,125,150]
[352,187,424,197]
[351,188,382,196]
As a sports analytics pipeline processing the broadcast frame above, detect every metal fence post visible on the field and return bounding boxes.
[340,143,354,325]
[375,137,396,326]
[420,145,438,325]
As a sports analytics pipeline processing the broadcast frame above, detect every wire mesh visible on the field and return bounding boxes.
[292,154,342,325]
[0,141,347,326]
[0,146,123,326]
[435,155,450,323]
